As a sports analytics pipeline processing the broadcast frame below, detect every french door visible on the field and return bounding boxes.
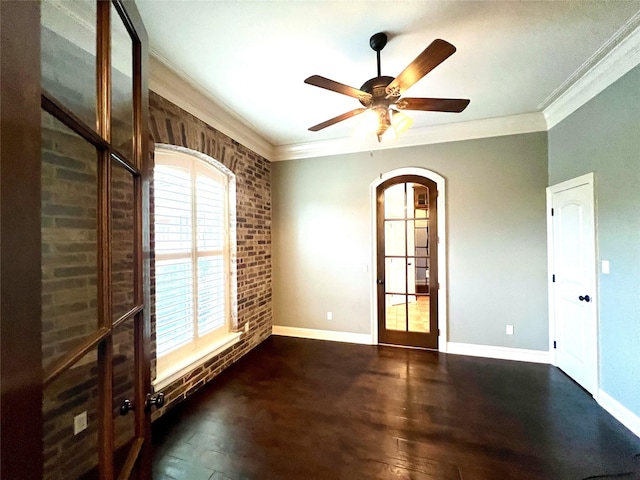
[3,1,152,478]
[376,175,439,349]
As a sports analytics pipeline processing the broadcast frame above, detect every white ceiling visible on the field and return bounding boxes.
[136,1,640,153]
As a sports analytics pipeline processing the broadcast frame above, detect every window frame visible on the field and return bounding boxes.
[153,146,238,383]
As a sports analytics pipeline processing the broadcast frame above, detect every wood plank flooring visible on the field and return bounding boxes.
[152,337,640,479]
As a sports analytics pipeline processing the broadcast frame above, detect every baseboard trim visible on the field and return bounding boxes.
[598,389,640,439]
[446,342,550,364]
[272,326,373,345]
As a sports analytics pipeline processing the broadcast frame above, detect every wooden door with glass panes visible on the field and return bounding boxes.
[376,175,438,349]
[40,1,154,478]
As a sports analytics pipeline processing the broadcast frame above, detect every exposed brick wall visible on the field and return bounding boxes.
[40,60,272,477]
[149,91,272,419]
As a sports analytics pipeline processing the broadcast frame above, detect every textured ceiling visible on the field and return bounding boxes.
[137,1,640,148]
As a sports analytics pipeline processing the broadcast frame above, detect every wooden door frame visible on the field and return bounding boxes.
[0,1,43,478]
[546,172,599,396]
[369,167,448,351]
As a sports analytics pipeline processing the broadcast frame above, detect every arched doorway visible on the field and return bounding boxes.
[371,168,446,350]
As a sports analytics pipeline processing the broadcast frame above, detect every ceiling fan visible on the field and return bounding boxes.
[304,32,470,141]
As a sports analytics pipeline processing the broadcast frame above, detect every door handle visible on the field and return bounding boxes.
[145,392,165,412]
[376,279,384,285]
[578,295,591,303]
[119,399,134,416]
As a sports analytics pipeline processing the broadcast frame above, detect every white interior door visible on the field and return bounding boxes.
[548,173,598,394]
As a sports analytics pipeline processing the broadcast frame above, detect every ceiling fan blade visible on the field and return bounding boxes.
[396,97,470,113]
[308,108,367,132]
[386,39,456,97]
[305,75,372,103]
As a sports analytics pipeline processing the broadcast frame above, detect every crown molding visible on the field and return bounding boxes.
[272,112,547,161]
[148,53,275,161]
[543,12,640,130]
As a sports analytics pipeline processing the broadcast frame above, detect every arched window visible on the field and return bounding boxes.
[154,146,237,380]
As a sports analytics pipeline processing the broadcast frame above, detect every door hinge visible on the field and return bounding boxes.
[551,208,554,216]
[553,341,557,349]
[552,274,555,283]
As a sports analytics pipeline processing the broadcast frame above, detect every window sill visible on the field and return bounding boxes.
[153,332,242,392]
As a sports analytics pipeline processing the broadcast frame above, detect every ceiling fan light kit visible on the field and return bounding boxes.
[305,32,470,142]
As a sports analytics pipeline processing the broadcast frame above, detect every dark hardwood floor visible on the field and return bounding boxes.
[152,336,640,479]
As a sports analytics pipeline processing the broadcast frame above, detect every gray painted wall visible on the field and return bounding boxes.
[548,65,640,417]
[273,132,549,350]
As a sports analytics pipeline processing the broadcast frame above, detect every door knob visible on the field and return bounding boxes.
[119,399,134,416]
[376,279,384,285]
[145,392,165,412]
[578,295,591,302]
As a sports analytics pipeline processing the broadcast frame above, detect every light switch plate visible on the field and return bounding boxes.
[506,325,514,335]
[602,260,610,274]
[74,411,87,435]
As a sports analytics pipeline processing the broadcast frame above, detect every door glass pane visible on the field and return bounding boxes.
[384,221,406,257]
[406,220,416,254]
[112,159,136,321]
[384,183,405,219]
[385,293,407,331]
[407,257,416,295]
[416,257,430,293]
[408,295,430,333]
[43,348,99,479]
[414,219,428,253]
[412,184,429,211]
[385,257,406,294]
[111,3,134,161]
[41,0,97,129]
[113,319,137,476]
[414,207,427,219]
[41,112,99,369]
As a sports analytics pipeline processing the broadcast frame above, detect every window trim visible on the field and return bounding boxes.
[153,145,238,383]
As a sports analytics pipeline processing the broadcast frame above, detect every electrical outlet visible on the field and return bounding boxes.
[506,325,514,335]
[244,322,250,333]
[327,312,332,321]
[73,411,87,435]
[602,260,610,274]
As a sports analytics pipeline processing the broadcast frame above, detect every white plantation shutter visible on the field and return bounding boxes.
[154,152,230,363]
[195,175,226,335]
[155,166,194,355]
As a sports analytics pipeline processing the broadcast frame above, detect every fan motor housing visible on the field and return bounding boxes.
[359,76,395,107]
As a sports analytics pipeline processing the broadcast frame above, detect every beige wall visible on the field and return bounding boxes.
[272,132,549,351]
